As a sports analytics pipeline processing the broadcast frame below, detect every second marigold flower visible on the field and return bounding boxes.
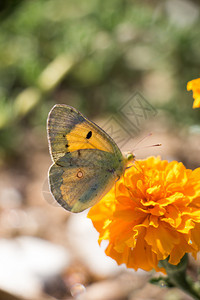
[187,77,200,108]
[88,156,200,273]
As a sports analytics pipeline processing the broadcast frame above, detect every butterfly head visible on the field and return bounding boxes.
[124,152,135,163]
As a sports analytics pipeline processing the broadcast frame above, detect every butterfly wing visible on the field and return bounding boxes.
[47,104,121,163]
[47,104,127,213]
[49,149,120,212]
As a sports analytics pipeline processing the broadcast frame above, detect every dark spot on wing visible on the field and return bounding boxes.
[77,170,83,178]
[65,144,69,148]
[63,134,66,138]
[107,168,115,174]
[86,131,92,139]
[77,150,81,157]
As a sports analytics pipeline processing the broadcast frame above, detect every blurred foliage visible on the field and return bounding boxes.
[0,0,200,161]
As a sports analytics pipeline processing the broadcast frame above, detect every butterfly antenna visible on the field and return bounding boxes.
[133,132,153,149]
[133,143,161,151]
[132,132,162,152]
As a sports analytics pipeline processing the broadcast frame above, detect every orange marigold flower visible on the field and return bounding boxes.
[187,77,200,108]
[88,157,200,273]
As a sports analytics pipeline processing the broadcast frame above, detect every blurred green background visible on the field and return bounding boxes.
[0,0,200,163]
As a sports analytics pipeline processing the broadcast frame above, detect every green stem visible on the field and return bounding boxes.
[159,254,200,300]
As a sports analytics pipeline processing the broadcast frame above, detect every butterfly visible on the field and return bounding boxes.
[47,104,135,213]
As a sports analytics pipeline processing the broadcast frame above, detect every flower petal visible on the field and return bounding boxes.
[88,156,200,273]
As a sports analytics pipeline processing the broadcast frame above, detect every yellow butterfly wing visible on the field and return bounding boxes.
[49,149,121,212]
[47,104,127,213]
[47,104,120,163]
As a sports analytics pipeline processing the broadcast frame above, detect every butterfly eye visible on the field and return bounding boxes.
[77,170,83,179]
[86,131,92,139]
